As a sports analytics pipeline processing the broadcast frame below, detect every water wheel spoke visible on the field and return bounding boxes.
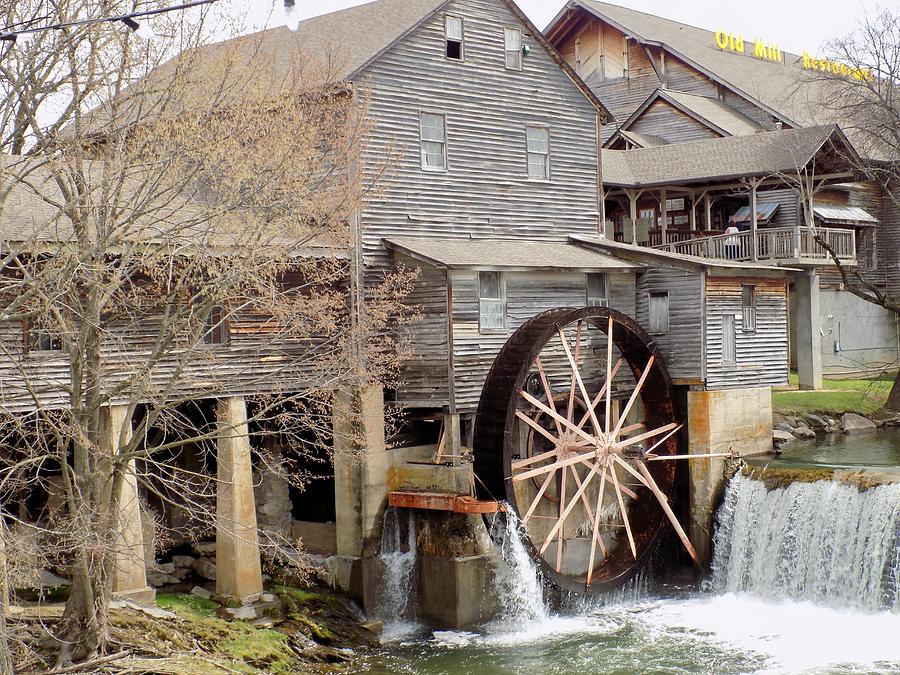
[558,325,603,436]
[586,458,609,585]
[617,421,645,437]
[523,468,557,524]
[576,357,625,432]
[635,460,700,565]
[567,320,583,423]
[514,409,561,448]
[534,357,564,437]
[605,316,614,434]
[638,424,684,459]
[611,355,655,440]
[539,461,599,555]
[611,454,651,490]
[511,446,558,471]
[609,463,637,559]
[519,389,598,447]
[613,422,680,451]
[513,448,597,482]
[556,457,569,572]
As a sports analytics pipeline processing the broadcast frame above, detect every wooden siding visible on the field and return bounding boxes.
[704,275,789,389]
[634,267,704,381]
[628,99,721,144]
[392,254,450,407]
[356,0,601,272]
[450,269,636,413]
[884,181,900,303]
[757,188,799,229]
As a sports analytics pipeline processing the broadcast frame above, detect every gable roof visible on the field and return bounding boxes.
[608,130,668,149]
[547,0,842,130]
[659,90,762,136]
[601,125,859,188]
[385,237,640,270]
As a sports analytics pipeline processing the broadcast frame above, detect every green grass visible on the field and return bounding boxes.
[772,373,893,415]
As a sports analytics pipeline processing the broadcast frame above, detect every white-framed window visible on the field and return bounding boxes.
[478,271,506,332]
[648,291,669,334]
[742,285,757,332]
[504,27,522,70]
[526,125,550,180]
[722,314,737,364]
[586,273,609,307]
[445,15,463,60]
[419,112,447,171]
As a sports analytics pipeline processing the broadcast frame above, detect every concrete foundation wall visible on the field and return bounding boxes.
[687,386,772,564]
[818,289,899,377]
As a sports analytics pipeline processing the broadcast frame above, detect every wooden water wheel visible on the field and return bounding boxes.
[474,306,726,594]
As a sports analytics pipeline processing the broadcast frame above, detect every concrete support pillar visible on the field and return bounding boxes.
[216,396,263,601]
[101,405,154,605]
[794,271,823,390]
[687,388,773,565]
[333,385,388,558]
[442,412,462,466]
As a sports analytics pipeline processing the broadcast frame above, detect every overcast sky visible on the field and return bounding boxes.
[237,0,890,56]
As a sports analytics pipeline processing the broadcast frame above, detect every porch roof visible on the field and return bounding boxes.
[384,237,642,271]
[812,204,879,226]
[730,203,780,225]
[602,125,859,189]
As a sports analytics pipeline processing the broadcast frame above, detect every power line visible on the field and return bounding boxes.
[0,0,221,43]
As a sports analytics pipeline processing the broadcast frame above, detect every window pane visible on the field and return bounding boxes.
[445,15,462,40]
[723,314,736,363]
[504,27,521,50]
[479,271,501,299]
[742,285,755,307]
[587,273,608,305]
[420,113,445,141]
[422,141,445,168]
[527,157,547,179]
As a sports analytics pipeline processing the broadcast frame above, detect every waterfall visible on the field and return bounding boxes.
[710,473,900,613]
[488,506,548,622]
[375,507,418,636]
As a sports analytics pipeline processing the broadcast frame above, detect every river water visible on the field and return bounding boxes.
[360,435,900,675]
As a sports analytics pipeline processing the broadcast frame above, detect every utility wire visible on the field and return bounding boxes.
[0,0,220,42]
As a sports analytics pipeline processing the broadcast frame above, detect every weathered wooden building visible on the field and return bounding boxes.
[545,0,900,385]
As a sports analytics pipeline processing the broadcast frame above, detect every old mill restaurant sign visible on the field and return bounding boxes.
[714,30,873,80]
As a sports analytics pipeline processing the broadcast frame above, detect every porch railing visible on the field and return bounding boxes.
[653,226,856,263]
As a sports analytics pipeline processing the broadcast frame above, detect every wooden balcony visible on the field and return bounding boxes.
[653,226,857,264]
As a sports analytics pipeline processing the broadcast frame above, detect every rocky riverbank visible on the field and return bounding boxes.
[771,410,900,450]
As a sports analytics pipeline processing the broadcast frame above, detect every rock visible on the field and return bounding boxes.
[792,424,816,439]
[772,429,793,445]
[193,541,216,556]
[191,557,217,581]
[172,555,196,569]
[38,570,70,588]
[841,412,876,433]
[252,617,275,629]
[804,413,828,429]
[219,605,258,620]
[261,592,276,603]
[172,567,192,581]
[147,571,180,587]
[360,620,383,636]
[190,585,213,600]
[301,645,351,664]
[155,562,176,575]
[774,422,795,434]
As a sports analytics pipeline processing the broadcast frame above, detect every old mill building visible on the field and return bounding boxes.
[1,0,895,627]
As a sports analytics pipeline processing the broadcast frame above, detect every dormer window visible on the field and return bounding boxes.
[504,27,522,70]
[445,15,463,60]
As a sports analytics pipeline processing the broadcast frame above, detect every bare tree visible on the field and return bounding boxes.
[0,1,413,666]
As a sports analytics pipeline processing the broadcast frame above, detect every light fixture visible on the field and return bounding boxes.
[283,0,300,31]
[121,16,155,40]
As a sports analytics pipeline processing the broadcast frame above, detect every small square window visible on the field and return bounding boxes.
[504,27,522,70]
[742,285,757,332]
[526,126,550,180]
[586,273,608,307]
[478,271,505,332]
[24,318,62,353]
[648,292,669,334]
[445,15,463,60]
[205,305,229,345]
[420,112,447,171]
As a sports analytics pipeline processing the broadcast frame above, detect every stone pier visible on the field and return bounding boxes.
[216,396,263,601]
[332,385,388,610]
[686,387,772,564]
[793,271,823,390]
[102,404,155,605]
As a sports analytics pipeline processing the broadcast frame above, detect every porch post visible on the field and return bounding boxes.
[102,404,154,605]
[793,194,802,258]
[688,190,697,231]
[704,194,713,231]
[750,180,759,262]
[660,189,668,245]
[216,396,263,601]
[627,191,639,245]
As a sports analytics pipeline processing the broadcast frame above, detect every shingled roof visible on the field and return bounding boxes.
[554,0,838,129]
[601,125,859,188]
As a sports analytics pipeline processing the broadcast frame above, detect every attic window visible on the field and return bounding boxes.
[204,305,230,346]
[504,27,522,70]
[445,15,463,60]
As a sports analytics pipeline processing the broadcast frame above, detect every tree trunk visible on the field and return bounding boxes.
[0,522,15,674]
[56,562,102,666]
[885,369,900,412]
